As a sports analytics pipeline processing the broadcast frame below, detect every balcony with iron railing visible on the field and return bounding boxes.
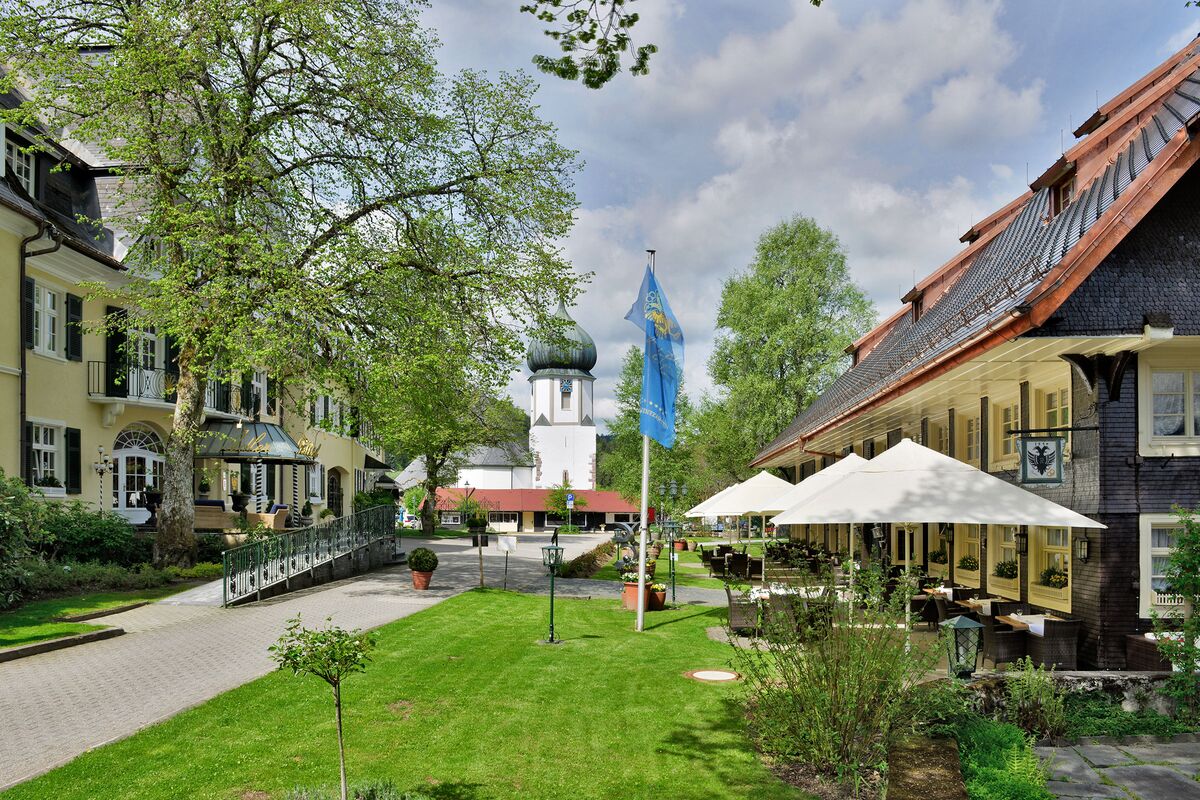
[86,361,258,417]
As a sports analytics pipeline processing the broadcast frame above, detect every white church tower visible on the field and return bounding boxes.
[527,303,597,489]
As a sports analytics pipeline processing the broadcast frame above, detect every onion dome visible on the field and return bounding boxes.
[527,302,597,376]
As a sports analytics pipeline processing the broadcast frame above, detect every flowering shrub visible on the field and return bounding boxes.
[928,548,948,565]
[1039,566,1068,589]
[957,554,979,572]
[994,559,1019,580]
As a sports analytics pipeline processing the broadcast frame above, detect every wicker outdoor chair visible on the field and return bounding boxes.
[729,552,749,579]
[952,586,981,602]
[1027,618,1081,670]
[992,600,1028,617]
[709,556,729,580]
[981,614,1027,667]
[699,546,712,566]
[933,595,972,624]
[725,586,759,634]
[745,556,764,582]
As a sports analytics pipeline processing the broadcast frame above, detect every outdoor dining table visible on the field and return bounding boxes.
[996,613,1060,636]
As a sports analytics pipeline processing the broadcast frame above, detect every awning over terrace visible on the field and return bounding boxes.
[195,421,316,465]
[773,439,1104,528]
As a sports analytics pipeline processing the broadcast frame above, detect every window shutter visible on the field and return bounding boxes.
[348,405,360,438]
[22,277,34,349]
[22,421,33,485]
[65,294,83,361]
[105,306,127,397]
[65,427,82,494]
[309,400,316,427]
[163,334,180,401]
[241,374,253,417]
[320,465,326,500]
[266,376,277,417]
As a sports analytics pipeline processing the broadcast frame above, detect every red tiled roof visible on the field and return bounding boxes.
[434,488,638,514]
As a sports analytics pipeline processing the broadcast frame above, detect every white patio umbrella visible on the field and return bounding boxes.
[773,438,1104,529]
[761,452,868,548]
[701,470,794,540]
[683,483,738,518]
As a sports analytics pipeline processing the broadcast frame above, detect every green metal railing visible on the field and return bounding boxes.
[222,505,395,606]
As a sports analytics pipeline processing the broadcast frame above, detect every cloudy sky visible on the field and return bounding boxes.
[423,0,1198,427]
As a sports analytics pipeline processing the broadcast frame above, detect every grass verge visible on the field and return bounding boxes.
[0,585,192,650]
[3,590,807,800]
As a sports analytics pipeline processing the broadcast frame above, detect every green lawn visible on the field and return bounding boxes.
[3,590,806,800]
[0,585,191,650]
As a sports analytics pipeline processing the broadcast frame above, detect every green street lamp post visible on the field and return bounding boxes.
[541,542,565,644]
[657,481,687,603]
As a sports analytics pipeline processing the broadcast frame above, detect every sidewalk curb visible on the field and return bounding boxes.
[0,627,126,663]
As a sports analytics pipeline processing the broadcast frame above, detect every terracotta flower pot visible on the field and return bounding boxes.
[622,582,647,611]
[411,570,433,590]
[674,540,687,551]
[649,590,666,611]
[687,540,697,551]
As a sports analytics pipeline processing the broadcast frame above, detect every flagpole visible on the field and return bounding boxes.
[636,249,657,634]
[636,433,650,633]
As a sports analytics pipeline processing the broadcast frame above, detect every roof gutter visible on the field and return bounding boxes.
[19,222,63,484]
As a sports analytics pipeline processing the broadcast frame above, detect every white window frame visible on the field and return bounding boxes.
[1029,525,1072,612]
[440,511,461,525]
[1140,514,1186,618]
[308,463,325,502]
[30,422,63,493]
[1039,385,1072,460]
[962,416,980,463]
[6,138,34,195]
[989,524,1020,599]
[994,400,1020,463]
[251,370,268,416]
[1138,356,1200,456]
[32,283,61,357]
[955,523,981,588]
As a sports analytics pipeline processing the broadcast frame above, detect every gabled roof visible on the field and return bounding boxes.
[754,40,1200,467]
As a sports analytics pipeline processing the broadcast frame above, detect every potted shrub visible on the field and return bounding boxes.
[621,571,647,611]
[197,476,211,497]
[994,559,1019,580]
[929,548,948,565]
[409,547,438,589]
[649,582,667,611]
[957,554,979,572]
[299,500,313,526]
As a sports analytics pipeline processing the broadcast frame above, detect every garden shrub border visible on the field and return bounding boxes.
[559,540,615,579]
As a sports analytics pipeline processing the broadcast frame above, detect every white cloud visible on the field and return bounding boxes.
[1162,20,1198,55]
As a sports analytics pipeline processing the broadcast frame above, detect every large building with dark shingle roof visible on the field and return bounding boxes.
[754,36,1200,669]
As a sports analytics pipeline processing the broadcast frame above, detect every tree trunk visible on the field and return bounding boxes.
[334,682,348,800]
[421,460,440,537]
[157,350,207,567]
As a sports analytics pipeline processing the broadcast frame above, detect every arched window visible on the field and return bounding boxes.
[114,423,164,454]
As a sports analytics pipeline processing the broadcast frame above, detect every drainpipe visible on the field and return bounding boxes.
[18,222,63,483]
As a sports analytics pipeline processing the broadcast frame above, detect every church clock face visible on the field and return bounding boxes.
[560,379,573,393]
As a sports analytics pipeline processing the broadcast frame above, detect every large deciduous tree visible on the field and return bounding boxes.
[0,0,579,564]
[704,215,875,472]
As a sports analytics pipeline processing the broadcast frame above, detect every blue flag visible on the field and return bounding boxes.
[625,265,684,448]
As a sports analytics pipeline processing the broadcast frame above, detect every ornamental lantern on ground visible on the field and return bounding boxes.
[940,614,984,678]
[540,543,565,644]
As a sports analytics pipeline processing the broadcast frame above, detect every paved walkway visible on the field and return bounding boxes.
[1038,738,1200,799]
[0,533,606,789]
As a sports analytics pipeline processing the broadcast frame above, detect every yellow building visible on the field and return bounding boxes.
[0,125,388,527]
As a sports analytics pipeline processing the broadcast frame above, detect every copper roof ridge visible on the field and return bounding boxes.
[1096,35,1200,117]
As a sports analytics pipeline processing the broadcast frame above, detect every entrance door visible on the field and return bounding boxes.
[112,425,165,524]
[327,470,343,518]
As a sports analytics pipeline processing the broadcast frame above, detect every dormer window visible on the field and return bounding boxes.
[1051,177,1075,217]
[5,138,34,196]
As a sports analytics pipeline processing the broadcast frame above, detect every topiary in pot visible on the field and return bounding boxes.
[408,547,439,590]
